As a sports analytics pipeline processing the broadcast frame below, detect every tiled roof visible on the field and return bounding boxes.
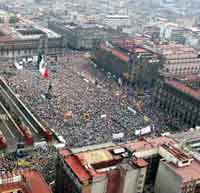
[167,79,200,101]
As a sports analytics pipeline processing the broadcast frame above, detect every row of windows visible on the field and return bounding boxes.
[167,57,199,64]
[136,173,145,193]
[6,190,22,193]
[0,48,62,57]
[0,49,32,56]
[165,66,200,73]
[182,184,196,193]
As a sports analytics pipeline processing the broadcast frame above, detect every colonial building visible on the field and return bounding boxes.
[0,169,53,193]
[0,22,64,63]
[48,21,126,50]
[155,43,200,75]
[93,38,162,86]
[55,137,178,193]
[154,75,200,128]
[104,14,130,30]
[155,156,200,193]
[55,142,148,193]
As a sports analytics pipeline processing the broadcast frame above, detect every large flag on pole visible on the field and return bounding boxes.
[37,52,49,79]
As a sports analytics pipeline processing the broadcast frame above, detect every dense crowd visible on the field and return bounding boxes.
[5,54,173,148]
[0,53,187,187]
[0,145,56,183]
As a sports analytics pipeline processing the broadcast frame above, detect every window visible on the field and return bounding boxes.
[138,180,143,184]
[137,186,142,189]
[140,174,144,178]
[137,186,143,192]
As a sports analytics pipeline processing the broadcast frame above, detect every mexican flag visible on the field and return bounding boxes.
[37,52,49,79]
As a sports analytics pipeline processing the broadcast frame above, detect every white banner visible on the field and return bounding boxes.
[112,132,124,139]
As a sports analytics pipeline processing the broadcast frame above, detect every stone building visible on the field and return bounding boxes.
[93,38,162,86]
[55,137,178,193]
[154,75,200,128]
[48,21,126,50]
[55,142,148,193]
[0,22,64,63]
[155,157,200,193]
[156,43,200,75]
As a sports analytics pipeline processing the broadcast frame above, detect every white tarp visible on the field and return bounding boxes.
[127,106,137,115]
[113,148,125,154]
[112,132,124,139]
[161,132,171,136]
[135,125,151,136]
[118,77,123,87]
[101,114,107,118]
[58,135,66,144]
[27,56,33,62]
[14,61,23,70]
[53,143,65,149]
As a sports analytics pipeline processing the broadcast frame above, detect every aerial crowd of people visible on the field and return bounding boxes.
[6,53,174,147]
[0,52,186,184]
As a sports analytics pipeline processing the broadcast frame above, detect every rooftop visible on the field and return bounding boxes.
[100,39,161,63]
[59,137,177,183]
[166,79,200,101]
[63,22,105,30]
[100,42,129,62]
[0,23,61,43]
[133,158,149,168]
[170,130,200,143]
[152,43,199,59]
[161,143,191,161]
[163,159,200,183]
[176,74,200,82]
[59,146,123,183]
[123,136,177,153]
[105,15,129,19]
[0,170,52,193]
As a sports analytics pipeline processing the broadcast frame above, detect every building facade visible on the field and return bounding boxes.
[0,22,64,63]
[157,43,200,75]
[155,158,200,193]
[155,139,200,193]
[93,39,162,86]
[55,137,179,193]
[48,21,126,50]
[0,169,53,193]
[55,142,149,193]
[104,15,130,30]
[154,76,200,128]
